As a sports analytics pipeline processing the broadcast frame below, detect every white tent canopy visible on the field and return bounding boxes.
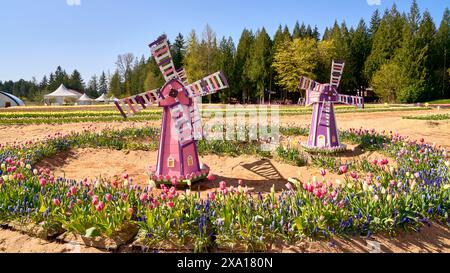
[44,84,81,105]
[0,91,25,108]
[95,93,108,102]
[78,93,93,101]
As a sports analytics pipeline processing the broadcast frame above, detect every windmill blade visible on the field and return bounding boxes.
[169,103,194,144]
[186,71,229,98]
[149,35,179,82]
[176,68,189,85]
[337,94,364,109]
[299,76,320,91]
[330,60,345,89]
[113,89,161,118]
[189,98,203,140]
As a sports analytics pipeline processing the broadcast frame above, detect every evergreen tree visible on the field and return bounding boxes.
[246,28,272,102]
[86,75,99,97]
[217,36,236,102]
[98,71,108,95]
[433,8,450,98]
[349,19,371,94]
[172,33,186,69]
[68,69,85,92]
[292,21,301,39]
[235,29,254,103]
[369,9,381,37]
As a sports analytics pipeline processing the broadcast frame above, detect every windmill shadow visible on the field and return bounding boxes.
[241,159,284,181]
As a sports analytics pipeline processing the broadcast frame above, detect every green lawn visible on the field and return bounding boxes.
[426,99,450,104]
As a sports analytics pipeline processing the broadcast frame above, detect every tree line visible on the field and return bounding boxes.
[1,1,448,104]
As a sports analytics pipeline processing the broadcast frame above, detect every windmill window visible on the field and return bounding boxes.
[168,157,175,168]
[187,155,193,166]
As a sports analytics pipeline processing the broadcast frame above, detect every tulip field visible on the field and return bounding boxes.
[0,106,449,253]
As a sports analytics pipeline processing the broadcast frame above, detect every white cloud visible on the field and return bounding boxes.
[66,0,81,6]
[366,0,381,6]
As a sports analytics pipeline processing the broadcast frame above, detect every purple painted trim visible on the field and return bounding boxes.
[158,57,172,67]
[200,79,209,93]
[157,107,168,175]
[149,34,167,48]
[193,140,201,171]
[219,71,229,87]
[181,140,195,148]
[135,95,147,109]
[179,142,184,175]
[169,102,181,109]
[157,89,164,100]
[114,101,127,118]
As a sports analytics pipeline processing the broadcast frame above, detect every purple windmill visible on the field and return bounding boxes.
[299,60,364,152]
[113,35,229,186]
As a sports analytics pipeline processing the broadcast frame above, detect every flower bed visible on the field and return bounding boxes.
[0,126,449,252]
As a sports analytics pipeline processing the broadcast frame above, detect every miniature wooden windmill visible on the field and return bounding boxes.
[113,34,229,185]
[299,60,364,152]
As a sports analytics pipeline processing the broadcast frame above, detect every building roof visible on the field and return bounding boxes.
[44,84,82,99]
[0,91,25,106]
[78,93,93,101]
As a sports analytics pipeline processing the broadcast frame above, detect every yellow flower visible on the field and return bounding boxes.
[386,194,392,202]
[1,163,5,170]
[381,187,386,194]
[26,164,31,170]
[444,184,450,190]
[2,175,8,182]
[363,184,369,192]
[186,189,191,196]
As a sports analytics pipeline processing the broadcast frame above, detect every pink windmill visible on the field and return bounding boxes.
[113,35,229,186]
[299,60,364,152]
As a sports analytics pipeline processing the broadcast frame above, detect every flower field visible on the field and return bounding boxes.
[1,122,449,252]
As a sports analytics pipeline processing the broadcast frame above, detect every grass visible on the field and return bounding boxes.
[0,104,432,125]
[403,113,450,121]
[426,99,450,105]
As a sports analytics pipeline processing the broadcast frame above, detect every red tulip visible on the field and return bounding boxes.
[92,195,99,206]
[140,193,148,202]
[350,171,358,179]
[207,173,216,181]
[167,201,174,208]
[219,181,227,191]
[39,178,46,187]
[339,165,348,174]
[208,192,216,200]
[320,169,327,177]
[105,193,113,202]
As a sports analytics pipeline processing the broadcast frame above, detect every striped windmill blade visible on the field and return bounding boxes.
[330,60,345,89]
[186,71,229,98]
[149,35,179,82]
[114,89,161,118]
[176,68,189,85]
[337,94,365,109]
[169,104,194,144]
[189,98,203,140]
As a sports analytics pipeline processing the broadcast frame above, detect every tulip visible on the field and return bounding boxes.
[386,194,392,202]
[167,201,174,208]
[185,189,191,196]
[105,193,113,202]
[320,169,326,177]
[69,186,77,196]
[285,182,293,191]
[171,178,178,186]
[186,180,192,187]
[372,159,378,165]
[39,178,46,187]
[373,195,379,202]
[52,199,61,206]
[140,193,148,202]
[128,208,134,214]
[123,173,129,179]
[92,195,99,206]
[350,171,358,180]
[339,165,348,174]
[208,192,216,200]
[380,159,389,165]
[33,169,38,175]
[219,181,227,191]
[95,202,105,212]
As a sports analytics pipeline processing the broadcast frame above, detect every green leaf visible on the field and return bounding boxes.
[85,227,100,238]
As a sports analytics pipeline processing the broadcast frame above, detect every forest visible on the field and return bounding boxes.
[0,1,448,104]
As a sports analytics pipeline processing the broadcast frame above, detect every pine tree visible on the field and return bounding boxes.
[369,9,381,37]
[172,33,186,69]
[217,36,236,102]
[68,70,85,92]
[433,8,450,98]
[235,29,254,103]
[349,19,371,94]
[246,28,272,102]
[98,71,108,95]
[184,30,206,83]
[86,75,99,97]
[292,21,301,39]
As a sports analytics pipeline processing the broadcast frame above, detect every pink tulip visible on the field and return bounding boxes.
[128,208,134,214]
[88,189,94,197]
[320,169,327,177]
[105,193,113,202]
[350,171,358,179]
[52,199,61,206]
[380,159,389,165]
[95,202,105,212]
[238,180,243,186]
[330,191,337,199]
[39,178,46,187]
[285,183,293,190]
[219,181,227,191]
[372,159,378,165]
[69,186,77,196]
[92,195,99,206]
[140,193,148,202]
[123,173,129,179]
[339,165,348,174]
[167,201,174,208]
[171,178,178,186]
[208,192,216,200]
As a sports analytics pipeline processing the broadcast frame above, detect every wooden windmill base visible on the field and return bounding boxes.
[300,142,347,154]
[147,164,210,187]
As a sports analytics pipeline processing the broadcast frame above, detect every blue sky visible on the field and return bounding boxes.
[0,0,448,83]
